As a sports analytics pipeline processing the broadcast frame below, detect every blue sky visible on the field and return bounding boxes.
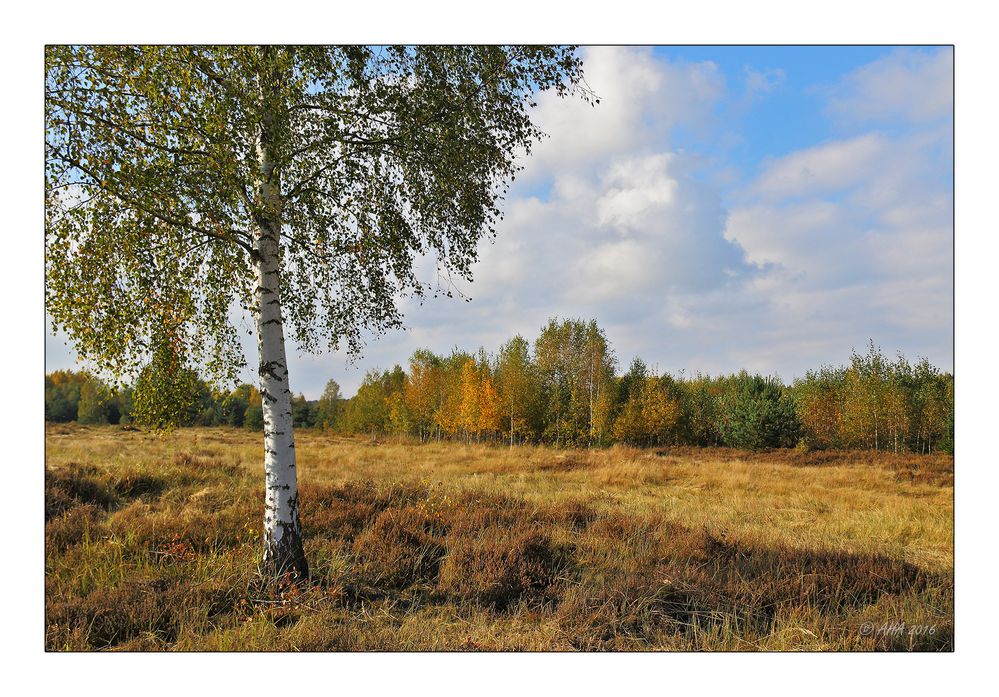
[45,46,954,398]
[652,46,952,192]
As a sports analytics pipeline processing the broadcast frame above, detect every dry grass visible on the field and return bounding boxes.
[45,424,953,651]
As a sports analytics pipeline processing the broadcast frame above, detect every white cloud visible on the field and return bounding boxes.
[825,47,953,125]
[723,49,953,379]
[752,133,888,200]
[523,46,725,179]
[726,200,856,282]
[596,153,681,229]
[744,66,786,97]
[482,151,751,308]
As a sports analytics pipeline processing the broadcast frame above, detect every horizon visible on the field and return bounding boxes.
[45,323,952,402]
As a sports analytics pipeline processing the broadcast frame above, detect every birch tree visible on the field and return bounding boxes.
[404,349,443,442]
[45,45,588,580]
[495,335,536,447]
[535,318,614,446]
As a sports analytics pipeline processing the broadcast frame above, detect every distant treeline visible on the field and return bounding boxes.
[46,318,953,454]
[45,372,320,433]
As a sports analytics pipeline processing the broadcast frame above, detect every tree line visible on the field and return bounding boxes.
[46,318,953,454]
[45,369,331,432]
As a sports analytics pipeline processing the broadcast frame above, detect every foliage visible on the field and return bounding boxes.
[46,326,953,454]
[792,343,953,454]
[244,405,264,431]
[314,380,343,430]
[534,318,616,446]
[793,366,847,449]
[77,374,120,425]
[291,394,314,429]
[45,370,88,422]
[611,360,684,446]
[404,350,443,442]
[130,342,203,430]
[46,46,589,390]
[340,368,404,436]
[495,335,539,446]
[719,374,800,451]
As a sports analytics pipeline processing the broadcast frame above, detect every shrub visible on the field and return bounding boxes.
[45,464,119,519]
[351,508,445,592]
[46,504,103,551]
[557,569,727,648]
[46,580,181,649]
[439,524,572,610]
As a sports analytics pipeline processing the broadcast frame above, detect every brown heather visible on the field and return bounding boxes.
[45,424,953,651]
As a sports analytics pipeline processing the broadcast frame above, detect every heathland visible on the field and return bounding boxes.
[45,423,953,651]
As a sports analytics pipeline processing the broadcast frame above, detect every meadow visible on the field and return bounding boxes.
[45,423,953,651]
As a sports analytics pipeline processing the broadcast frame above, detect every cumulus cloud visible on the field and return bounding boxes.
[522,46,725,179]
[485,152,751,308]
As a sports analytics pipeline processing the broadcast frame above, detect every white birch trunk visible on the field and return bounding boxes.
[253,83,308,580]
[253,224,308,580]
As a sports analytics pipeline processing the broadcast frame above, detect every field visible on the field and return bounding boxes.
[44,423,954,651]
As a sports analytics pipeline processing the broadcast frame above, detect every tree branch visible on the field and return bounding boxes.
[48,145,255,256]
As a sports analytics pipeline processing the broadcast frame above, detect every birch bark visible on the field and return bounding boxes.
[253,66,308,580]
[253,218,308,580]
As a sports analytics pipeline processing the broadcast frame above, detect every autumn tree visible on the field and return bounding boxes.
[435,350,475,439]
[643,373,683,446]
[534,322,569,445]
[841,342,890,450]
[290,393,313,428]
[220,384,257,427]
[458,358,482,442]
[46,45,587,579]
[468,350,504,441]
[610,357,647,444]
[581,322,616,444]
[341,367,405,437]
[610,365,680,446]
[479,374,503,439]
[939,374,955,455]
[404,349,443,442]
[535,318,615,446]
[495,335,538,447]
[883,356,912,454]
[245,393,265,430]
[792,366,847,449]
[77,373,120,424]
[911,359,952,454]
[677,373,723,446]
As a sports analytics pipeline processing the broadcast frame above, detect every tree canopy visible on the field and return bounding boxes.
[45,46,590,385]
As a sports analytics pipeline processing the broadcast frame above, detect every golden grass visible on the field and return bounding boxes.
[44,423,953,651]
